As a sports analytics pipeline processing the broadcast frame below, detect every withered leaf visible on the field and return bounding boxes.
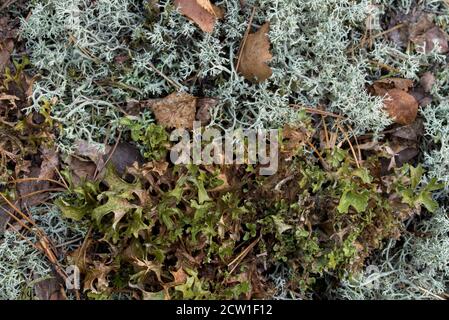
[83,262,114,293]
[104,142,144,177]
[238,22,273,83]
[195,97,219,125]
[171,267,187,285]
[18,166,50,209]
[391,119,424,141]
[149,92,197,129]
[409,13,448,53]
[420,71,435,93]
[384,89,419,125]
[0,39,13,72]
[39,146,59,181]
[196,0,216,16]
[174,0,222,33]
[34,273,66,300]
[66,156,97,186]
[371,78,414,96]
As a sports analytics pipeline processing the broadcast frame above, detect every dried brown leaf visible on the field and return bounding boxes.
[171,267,187,284]
[195,97,219,125]
[17,166,50,209]
[105,142,144,177]
[409,14,448,53]
[174,0,221,33]
[0,39,13,72]
[371,78,414,96]
[150,92,197,129]
[66,156,97,186]
[238,22,273,83]
[33,273,66,300]
[384,89,419,125]
[420,71,436,93]
[39,146,59,180]
[196,0,216,16]
[83,262,114,293]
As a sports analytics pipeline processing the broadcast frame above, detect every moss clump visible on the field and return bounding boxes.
[55,119,440,299]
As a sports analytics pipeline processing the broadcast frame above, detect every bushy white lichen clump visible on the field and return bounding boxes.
[20,0,391,148]
[336,207,449,300]
[0,205,87,300]
[0,231,51,300]
[422,101,449,196]
[21,0,449,143]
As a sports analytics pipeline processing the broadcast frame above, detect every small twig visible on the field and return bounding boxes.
[0,0,16,10]
[54,168,69,190]
[307,141,329,171]
[369,60,401,74]
[290,104,345,119]
[415,286,445,300]
[6,222,38,249]
[235,6,257,72]
[2,206,34,233]
[321,115,330,149]
[1,196,67,281]
[0,193,38,231]
[54,237,85,249]
[94,130,122,180]
[274,175,294,191]
[371,24,405,40]
[346,123,362,164]
[147,62,182,90]
[228,235,261,276]
[336,121,360,168]
[10,177,67,188]
[17,188,66,201]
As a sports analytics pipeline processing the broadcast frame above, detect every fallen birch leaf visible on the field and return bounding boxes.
[149,92,197,129]
[384,89,419,125]
[174,0,222,33]
[196,0,216,16]
[238,22,273,83]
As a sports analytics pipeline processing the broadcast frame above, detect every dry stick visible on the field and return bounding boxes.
[1,195,60,268]
[307,141,329,170]
[289,104,345,119]
[147,62,182,91]
[0,0,16,10]
[6,222,39,249]
[11,177,67,188]
[346,123,363,164]
[76,226,92,267]
[0,193,40,233]
[336,121,360,168]
[54,237,85,249]
[18,188,66,201]
[1,200,68,281]
[321,115,330,149]
[2,206,34,233]
[235,6,257,72]
[47,158,70,191]
[94,129,122,181]
[369,60,401,74]
[228,235,261,276]
[371,24,405,40]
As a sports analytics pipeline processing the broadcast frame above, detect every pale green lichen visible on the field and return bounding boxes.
[0,204,87,300]
[335,207,449,300]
